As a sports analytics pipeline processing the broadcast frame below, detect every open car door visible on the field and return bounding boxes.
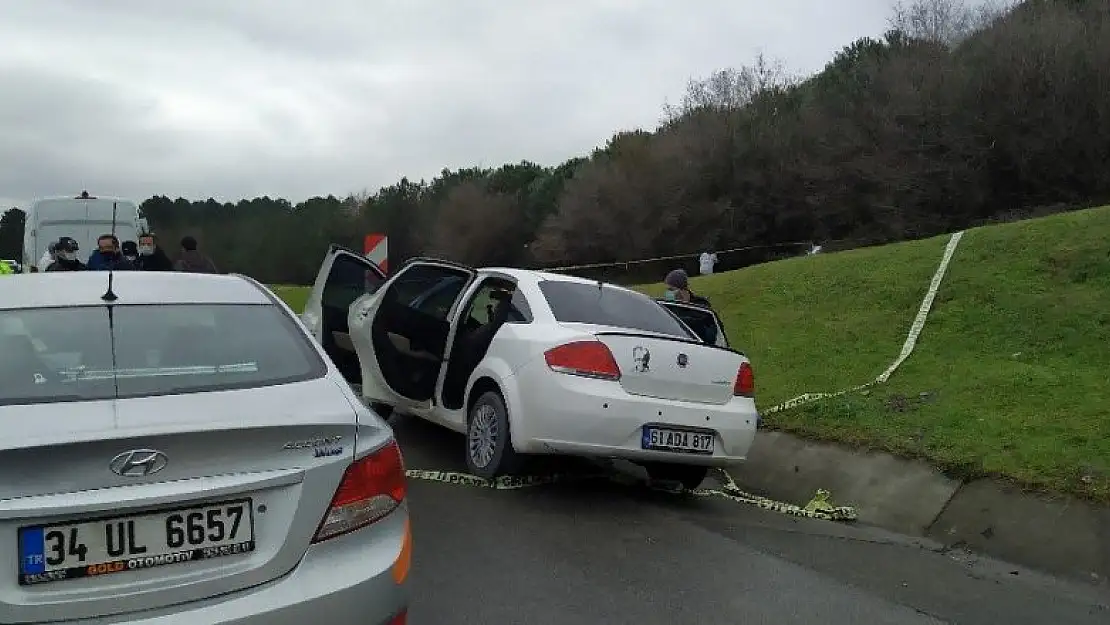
[656,299,730,348]
[348,258,477,412]
[303,245,387,383]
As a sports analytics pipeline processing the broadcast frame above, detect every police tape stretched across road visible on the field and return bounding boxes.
[403,467,857,522]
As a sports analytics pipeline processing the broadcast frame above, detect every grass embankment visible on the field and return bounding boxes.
[274,207,1110,500]
[271,285,309,314]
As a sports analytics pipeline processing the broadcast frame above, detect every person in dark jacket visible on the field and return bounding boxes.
[134,233,175,271]
[46,237,86,271]
[86,234,135,271]
[175,235,218,273]
[663,269,711,308]
[121,240,140,265]
[663,268,717,343]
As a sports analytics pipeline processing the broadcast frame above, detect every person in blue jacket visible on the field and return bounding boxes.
[86,234,136,271]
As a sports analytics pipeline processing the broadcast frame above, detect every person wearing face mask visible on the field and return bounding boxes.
[86,234,136,271]
[37,241,58,272]
[662,269,711,308]
[45,237,87,271]
[121,240,140,265]
[134,233,174,271]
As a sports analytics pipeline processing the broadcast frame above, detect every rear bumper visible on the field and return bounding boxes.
[508,367,758,466]
[72,507,409,625]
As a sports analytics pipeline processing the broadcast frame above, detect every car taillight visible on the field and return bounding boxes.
[544,341,621,380]
[734,361,754,397]
[313,439,406,543]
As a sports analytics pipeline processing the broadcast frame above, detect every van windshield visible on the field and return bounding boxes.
[29,199,140,266]
[0,304,325,406]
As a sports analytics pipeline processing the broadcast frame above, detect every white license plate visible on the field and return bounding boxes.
[18,499,255,586]
[642,427,715,454]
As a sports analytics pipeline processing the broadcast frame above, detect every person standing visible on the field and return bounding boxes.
[86,234,135,271]
[46,237,87,271]
[174,235,219,273]
[698,250,718,276]
[663,268,712,308]
[135,233,174,271]
[37,241,57,272]
[121,240,140,265]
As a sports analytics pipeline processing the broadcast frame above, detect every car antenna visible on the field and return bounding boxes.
[101,201,119,302]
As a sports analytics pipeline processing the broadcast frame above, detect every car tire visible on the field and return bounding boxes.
[644,463,709,491]
[465,390,521,479]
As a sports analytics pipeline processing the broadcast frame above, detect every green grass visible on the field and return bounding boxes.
[675,207,1110,500]
[271,207,1110,500]
[271,284,310,314]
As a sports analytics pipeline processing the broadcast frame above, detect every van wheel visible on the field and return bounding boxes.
[465,391,520,479]
[644,463,709,491]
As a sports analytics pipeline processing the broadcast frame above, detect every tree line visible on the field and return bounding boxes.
[2,0,1106,285]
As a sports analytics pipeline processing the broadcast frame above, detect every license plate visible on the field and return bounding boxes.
[18,499,255,586]
[642,426,715,454]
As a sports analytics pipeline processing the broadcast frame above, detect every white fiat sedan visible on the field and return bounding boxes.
[0,271,410,624]
[303,247,758,490]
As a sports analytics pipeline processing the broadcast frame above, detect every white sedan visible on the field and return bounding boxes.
[302,247,759,490]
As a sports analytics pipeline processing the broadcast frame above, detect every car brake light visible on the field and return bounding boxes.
[313,440,406,543]
[734,361,754,397]
[544,341,621,380]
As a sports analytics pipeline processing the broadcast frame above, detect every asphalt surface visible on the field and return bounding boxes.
[392,416,1109,625]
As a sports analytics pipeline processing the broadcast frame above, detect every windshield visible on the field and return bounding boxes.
[0,304,325,406]
[538,279,696,338]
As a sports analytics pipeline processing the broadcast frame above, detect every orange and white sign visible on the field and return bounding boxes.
[363,233,388,274]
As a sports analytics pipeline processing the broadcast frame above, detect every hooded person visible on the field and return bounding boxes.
[662,269,711,308]
[86,234,136,271]
[45,237,87,271]
[134,233,174,271]
[174,235,218,274]
[121,240,139,265]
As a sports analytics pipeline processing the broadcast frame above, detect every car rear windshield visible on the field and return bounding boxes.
[538,280,695,338]
[0,304,325,406]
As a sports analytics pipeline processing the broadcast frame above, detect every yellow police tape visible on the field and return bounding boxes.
[403,467,858,522]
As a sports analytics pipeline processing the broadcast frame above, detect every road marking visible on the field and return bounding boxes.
[404,467,857,522]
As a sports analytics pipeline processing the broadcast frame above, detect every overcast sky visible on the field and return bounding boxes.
[0,0,895,209]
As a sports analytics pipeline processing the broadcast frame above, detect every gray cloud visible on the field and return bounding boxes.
[0,0,895,209]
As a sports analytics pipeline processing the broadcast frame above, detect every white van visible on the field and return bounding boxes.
[22,191,148,271]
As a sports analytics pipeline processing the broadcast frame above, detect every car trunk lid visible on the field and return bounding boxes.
[588,328,742,405]
[0,377,363,623]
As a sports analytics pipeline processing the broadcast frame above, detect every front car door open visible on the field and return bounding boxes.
[303,245,386,383]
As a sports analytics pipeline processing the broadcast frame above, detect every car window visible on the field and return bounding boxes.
[664,304,728,347]
[462,280,531,326]
[537,280,695,338]
[322,253,383,311]
[0,304,325,406]
[387,265,470,322]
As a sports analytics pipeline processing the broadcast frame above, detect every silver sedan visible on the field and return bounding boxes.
[0,271,409,624]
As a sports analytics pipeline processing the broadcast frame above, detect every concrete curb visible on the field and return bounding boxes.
[728,430,1110,584]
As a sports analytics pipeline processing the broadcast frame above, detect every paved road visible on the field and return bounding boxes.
[392,417,1108,624]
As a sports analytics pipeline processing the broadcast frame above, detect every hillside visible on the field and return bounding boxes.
[661,206,1110,500]
[273,206,1110,499]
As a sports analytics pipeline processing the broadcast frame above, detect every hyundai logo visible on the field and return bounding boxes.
[109,449,169,477]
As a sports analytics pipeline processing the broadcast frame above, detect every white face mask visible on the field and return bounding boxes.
[138,245,154,256]
[61,251,77,262]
